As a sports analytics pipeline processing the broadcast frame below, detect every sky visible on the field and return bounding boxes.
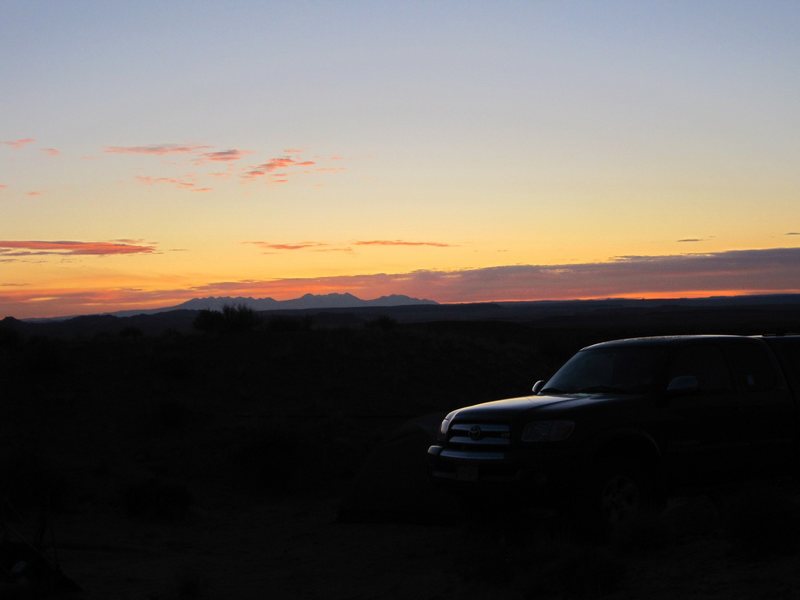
[2,0,799,318]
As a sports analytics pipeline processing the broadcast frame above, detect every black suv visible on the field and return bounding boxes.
[428,335,800,525]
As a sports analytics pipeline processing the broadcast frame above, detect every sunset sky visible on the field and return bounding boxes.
[2,1,799,318]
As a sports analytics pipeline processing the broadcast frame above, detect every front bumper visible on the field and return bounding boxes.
[427,443,580,494]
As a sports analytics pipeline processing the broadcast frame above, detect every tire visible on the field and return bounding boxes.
[572,459,663,536]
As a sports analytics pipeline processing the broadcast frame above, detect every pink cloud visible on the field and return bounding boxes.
[355,240,454,248]
[2,138,35,149]
[27,191,42,197]
[246,241,326,251]
[136,176,211,192]
[0,184,7,190]
[42,147,60,156]
[105,144,210,155]
[243,154,319,182]
[0,240,157,257]
[196,149,252,163]
[5,247,800,319]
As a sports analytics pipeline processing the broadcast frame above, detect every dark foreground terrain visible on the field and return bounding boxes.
[2,300,800,598]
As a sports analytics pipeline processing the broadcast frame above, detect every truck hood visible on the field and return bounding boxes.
[450,392,644,422]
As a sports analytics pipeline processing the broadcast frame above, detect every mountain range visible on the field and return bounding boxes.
[110,293,437,317]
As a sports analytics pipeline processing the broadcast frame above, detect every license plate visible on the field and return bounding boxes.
[456,465,479,482]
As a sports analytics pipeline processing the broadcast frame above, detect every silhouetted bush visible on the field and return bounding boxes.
[123,478,193,520]
[193,305,261,334]
[193,309,224,333]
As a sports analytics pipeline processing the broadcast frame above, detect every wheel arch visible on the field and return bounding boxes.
[590,429,662,469]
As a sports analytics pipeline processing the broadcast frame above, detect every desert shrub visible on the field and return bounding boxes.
[221,305,261,333]
[720,484,800,558]
[123,478,193,520]
[192,305,261,335]
[193,309,224,333]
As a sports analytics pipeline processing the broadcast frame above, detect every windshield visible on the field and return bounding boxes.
[542,346,665,394]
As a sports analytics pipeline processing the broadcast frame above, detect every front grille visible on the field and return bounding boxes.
[441,422,511,460]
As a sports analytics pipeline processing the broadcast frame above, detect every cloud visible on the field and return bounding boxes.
[355,240,454,248]
[27,191,42,197]
[105,144,210,155]
[0,184,7,190]
[189,247,800,302]
[2,138,35,149]
[677,238,704,243]
[243,155,317,182]
[0,240,157,257]
[5,247,800,318]
[786,232,800,236]
[245,241,326,251]
[42,147,60,156]
[196,149,251,163]
[136,176,212,192]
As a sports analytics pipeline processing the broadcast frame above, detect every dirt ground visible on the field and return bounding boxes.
[29,486,800,600]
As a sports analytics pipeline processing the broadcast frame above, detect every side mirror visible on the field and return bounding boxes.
[532,380,546,394]
[667,375,699,394]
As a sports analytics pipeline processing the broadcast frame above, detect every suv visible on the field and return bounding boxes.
[428,335,800,526]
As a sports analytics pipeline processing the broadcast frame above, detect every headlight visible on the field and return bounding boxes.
[521,420,575,442]
[439,410,458,437]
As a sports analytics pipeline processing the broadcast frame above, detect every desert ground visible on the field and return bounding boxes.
[2,303,800,598]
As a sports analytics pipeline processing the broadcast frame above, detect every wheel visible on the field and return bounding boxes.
[597,468,643,527]
[571,459,663,536]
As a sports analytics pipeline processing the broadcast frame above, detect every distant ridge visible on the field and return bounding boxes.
[111,292,437,317]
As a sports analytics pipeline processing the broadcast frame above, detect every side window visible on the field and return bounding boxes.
[668,345,732,392]
[725,342,777,392]
[767,340,800,390]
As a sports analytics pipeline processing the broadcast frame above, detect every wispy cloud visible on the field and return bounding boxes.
[2,138,35,149]
[355,240,454,248]
[246,241,327,251]
[135,176,212,192]
[105,144,210,155]
[0,240,157,257]
[243,154,317,182]
[196,149,251,163]
[5,247,800,319]
[0,184,7,190]
[677,238,704,243]
[27,191,42,197]
[42,147,60,156]
[190,247,800,302]
[787,232,800,236]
